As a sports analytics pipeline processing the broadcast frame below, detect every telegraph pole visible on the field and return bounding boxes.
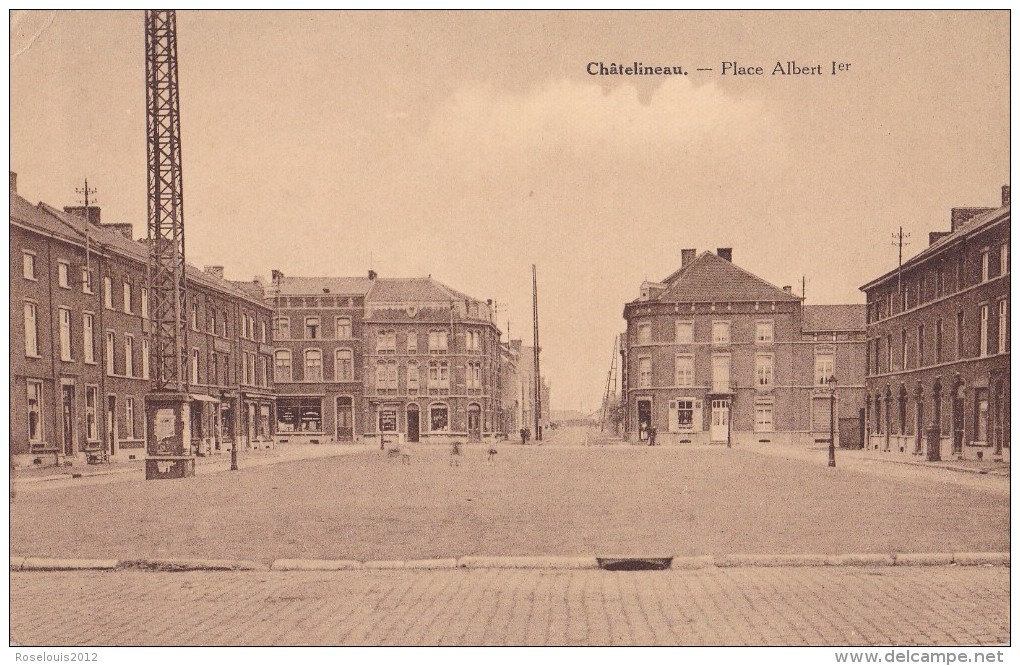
[532,264,542,442]
[892,227,911,298]
[75,179,97,274]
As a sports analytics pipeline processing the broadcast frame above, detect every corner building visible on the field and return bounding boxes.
[621,248,866,447]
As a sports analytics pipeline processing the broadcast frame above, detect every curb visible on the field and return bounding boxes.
[10,552,1009,572]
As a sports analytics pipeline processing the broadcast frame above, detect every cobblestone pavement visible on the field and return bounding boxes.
[10,566,1009,646]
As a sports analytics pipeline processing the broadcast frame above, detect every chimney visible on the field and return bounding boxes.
[63,205,101,226]
[368,269,378,280]
[783,285,793,293]
[204,265,225,279]
[717,248,733,262]
[1002,185,1010,207]
[9,171,16,192]
[950,207,993,232]
[271,269,284,284]
[102,222,133,240]
[681,248,696,267]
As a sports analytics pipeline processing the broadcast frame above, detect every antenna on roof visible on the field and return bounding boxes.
[891,227,911,298]
[75,177,98,274]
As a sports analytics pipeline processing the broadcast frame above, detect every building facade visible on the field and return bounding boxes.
[10,175,275,468]
[860,187,1010,461]
[621,248,866,447]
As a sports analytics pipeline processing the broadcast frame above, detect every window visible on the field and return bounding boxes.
[259,355,268,387]
[27,380,43,442]
[428,330,448,352]
[956,311,965,359]
[207,308,215,333]
[979,304,989,357]
[755,321,774,344]
[24,303,39,357]
[377,330,396,353]
[407,362,420,392]
[675,399,696,430]
[304,349,323,381]
[712,321,730,345]
[428,361,450,389]
[754,402,774,432]
[106,332,115,375]
[975,388,989,443]
[260,321,267,343]
[124,335,134,377]
[104,277,113,308]
[276,397,322,432]
[190,302,198,330]
[430,405,449,432]
[637,322,652,344]
[141,339,150,379]
[917,325,925,368]
[712,355,730,392]
[274,350,292,382]
[85,386,99,441]
[886,335,893,372]
[935,319,944,364]
[192,349,200,383]
[981,250,990,282]
[83,313,96,363]
[638,357,652,388]
[82,268,93,294]
[675,355,694,387]
[274,317,290,339]
[58,261,70,288]
[998,300,1008,353]
[304,317,320,339]
[755,354,773,387]
[675,321,693,344]
[467,361,482,389]
[125,398,136,440]
[123,281,133,313]
[141,288,148,319]
[1000,243,1009,276]
[466,330,481,351]
[814,352,834,385]
[246,352,256,385]
[900,329,908,370]
[59,308,72,361]
[335,349,353,381]
[22,252,37,280]
[407,330,417,353]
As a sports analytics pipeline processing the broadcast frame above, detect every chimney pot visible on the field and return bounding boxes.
[1002,185,1010,207]
[681,248,697,267]
[63,205,101,226]
[783,285,793,293]
[368,269,378,280]
[717,248,733,262]
[271,269,284,284]
[204,265,225,279]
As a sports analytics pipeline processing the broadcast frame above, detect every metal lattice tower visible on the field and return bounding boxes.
[145,10,189,392]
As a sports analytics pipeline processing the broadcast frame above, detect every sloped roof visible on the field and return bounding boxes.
[654,252,801,303]
[274,276,375,296]
[802,304,866,332]
[10,192,86,244]
[366,277,476,303]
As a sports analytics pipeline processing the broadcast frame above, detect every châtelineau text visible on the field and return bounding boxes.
[587,61,853,76]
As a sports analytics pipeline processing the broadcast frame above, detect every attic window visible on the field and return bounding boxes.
[323,288,330,294]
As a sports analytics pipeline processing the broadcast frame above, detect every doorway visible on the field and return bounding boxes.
[406,404,419,443]
[61,384,76,457]
[336,397,354,441]
[711,399,730,443]
[467,404,481,442]
[106,395,117,456]
[637,399,651,441]
[952,393,965,455]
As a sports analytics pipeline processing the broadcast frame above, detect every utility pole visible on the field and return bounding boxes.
[75,179,97,274]
[892,227,911,300]
[144,9,194,479]
[801,275,806,300]
[600,335,618,431]
[532,264,542,442]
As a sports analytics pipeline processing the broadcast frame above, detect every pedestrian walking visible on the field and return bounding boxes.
[520,427,527,445]
[648,426,657,447]
[450,441,462,466]
[401,441,412,465]
[486,446,498,465]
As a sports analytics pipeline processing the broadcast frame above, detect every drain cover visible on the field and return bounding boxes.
[596,556,673,571]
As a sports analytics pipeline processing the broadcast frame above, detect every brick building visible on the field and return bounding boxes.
[621,248,866,447]
[10,175,274,468]
[860,187,1009,461]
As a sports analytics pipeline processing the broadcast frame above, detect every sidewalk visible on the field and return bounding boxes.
[843,446,1010,476]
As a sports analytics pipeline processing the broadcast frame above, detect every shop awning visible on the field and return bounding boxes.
[190,393,220,403]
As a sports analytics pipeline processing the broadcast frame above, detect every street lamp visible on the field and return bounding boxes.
[827,375,838,467]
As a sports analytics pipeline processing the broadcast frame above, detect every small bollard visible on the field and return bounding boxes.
[230,445,238,471]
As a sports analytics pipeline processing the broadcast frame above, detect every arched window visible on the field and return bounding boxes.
[275,350,293,382]
[335,349,353,382]
[304,349,322,381]
[429,403,449,432]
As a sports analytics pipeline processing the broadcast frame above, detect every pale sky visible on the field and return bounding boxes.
[9,10,1009,414]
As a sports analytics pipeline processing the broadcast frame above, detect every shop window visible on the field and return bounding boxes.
[276,398,322,433]
[430,405,449,432]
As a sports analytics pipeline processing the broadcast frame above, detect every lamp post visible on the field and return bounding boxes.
[827,375,838,467]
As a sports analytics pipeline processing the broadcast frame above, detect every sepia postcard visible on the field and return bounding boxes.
[7,8,1010,661]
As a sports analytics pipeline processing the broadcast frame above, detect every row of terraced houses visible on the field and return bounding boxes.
[619,187,1009,462]
[10,174,547,468]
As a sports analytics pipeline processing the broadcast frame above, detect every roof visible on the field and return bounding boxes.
[860,203,1010,292]
[366,277,475,303]
[273,276,375,296]
[650,251,801,303]
[802,305,866,332]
